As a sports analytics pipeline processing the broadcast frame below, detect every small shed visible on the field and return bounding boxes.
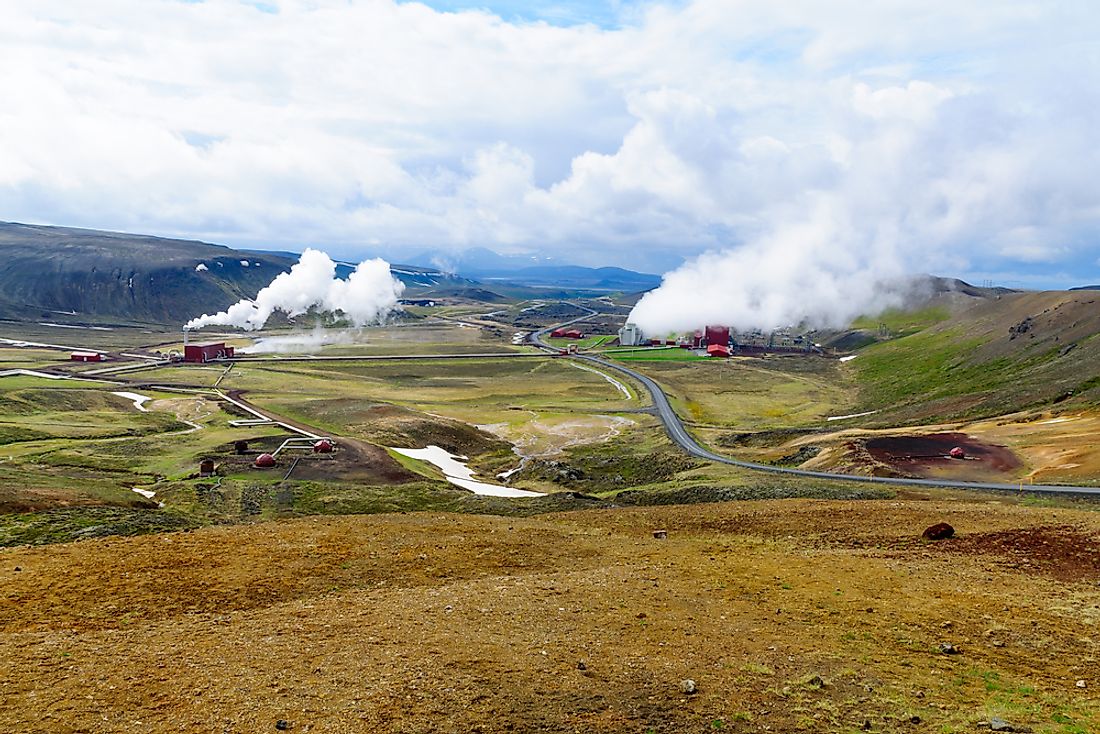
[706,344,730,358]
[70,352,103,362]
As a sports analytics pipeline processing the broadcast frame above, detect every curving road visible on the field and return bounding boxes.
[529,317,1100,497]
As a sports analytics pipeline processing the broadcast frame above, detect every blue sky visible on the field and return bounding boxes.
[402,0,658,28]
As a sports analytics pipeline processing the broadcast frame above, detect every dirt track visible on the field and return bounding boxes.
[2,499,1100,733]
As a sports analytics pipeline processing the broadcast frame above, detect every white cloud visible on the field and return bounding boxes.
[0,0,1096,290]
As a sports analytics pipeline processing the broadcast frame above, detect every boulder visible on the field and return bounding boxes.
[922,522,955,540]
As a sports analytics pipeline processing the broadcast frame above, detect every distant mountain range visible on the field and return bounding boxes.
[404,246,663,292]
[0,222,660,326]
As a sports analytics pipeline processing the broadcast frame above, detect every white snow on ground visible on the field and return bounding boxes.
[1038,417,1073,424]
[826,410,878,421]
[195,263,208,272]
[111,391,151,412]
[390,445,544,498]
[131,487,156,499]
[240,260,250,266]
[839,355,858,362]
[570,362,631,398]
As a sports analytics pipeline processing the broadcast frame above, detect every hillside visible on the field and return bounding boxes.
[0,222,488,325]
[3,500,1098,733]
[0,222,299,325]
[852,289,1100,423]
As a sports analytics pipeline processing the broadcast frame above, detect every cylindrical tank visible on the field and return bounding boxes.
[949,447,966,459]
[199,458,215,475]
[254,453,277,468]
[313,439,334,454]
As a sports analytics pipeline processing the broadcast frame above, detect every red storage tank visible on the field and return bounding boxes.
[313,439,334,454]
[254,453,277,468]
[949,447,966,459]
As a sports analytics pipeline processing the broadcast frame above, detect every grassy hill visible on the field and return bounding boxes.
[852,290,1100,423]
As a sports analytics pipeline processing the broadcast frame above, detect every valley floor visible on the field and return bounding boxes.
[2,498,1099,733]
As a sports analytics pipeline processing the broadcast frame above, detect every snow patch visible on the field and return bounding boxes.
[826,410,878,421]
[390,445,543,498]
[111,391,151,412]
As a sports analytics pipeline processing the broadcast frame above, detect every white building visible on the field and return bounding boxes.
[618,322,643,346]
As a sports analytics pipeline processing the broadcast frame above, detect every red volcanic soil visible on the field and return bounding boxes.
[865,432,1021,478]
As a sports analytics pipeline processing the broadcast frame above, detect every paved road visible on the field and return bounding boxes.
[529,317,1100,497]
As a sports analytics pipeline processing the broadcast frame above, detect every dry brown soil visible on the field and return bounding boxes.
[865,433,1022,478]
[2,499,1100,733]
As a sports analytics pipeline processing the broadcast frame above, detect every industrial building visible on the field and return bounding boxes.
[617,320,821,358]
[70,352,103,362]
[618,322,643,346]
[184,342,235,363]
[551,328,584,339]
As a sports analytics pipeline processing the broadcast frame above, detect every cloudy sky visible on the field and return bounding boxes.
[1,0,1098,286]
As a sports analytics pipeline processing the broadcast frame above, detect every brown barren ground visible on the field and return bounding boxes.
[2,500,1100,733]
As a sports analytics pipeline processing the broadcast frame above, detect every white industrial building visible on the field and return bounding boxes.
[618,322,643,346]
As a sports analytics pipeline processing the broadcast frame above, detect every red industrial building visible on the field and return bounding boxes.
[70,352,103,362]
[704,325,730,347]
[184,342,235,363]
[551,328,584,339]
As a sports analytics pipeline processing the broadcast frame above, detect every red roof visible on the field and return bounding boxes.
[706,344,730,357]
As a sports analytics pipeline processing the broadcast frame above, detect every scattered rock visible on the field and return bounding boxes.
[680,679,697,695]
[13,567,21,572]
[805,674,825,688]
[909,715,922,724]
[860,720,872,731]
[1076,679,1086,688]
[576,661,586,671]
[652,529,667,540]
[937,643,960,655]
[636,612,647,619]
[275,721,290,731]
[988,717,1031,732]
[923,523,955,541]
[444,605,454,613]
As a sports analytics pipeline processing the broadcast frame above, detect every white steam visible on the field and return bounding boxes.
[239,327,358,354]
[186,249,404,331]
[629,200,908,334]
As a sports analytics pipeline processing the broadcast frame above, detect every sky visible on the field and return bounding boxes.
[1,0,1099,288]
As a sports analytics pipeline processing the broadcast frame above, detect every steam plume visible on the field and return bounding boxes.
[185,249,404,331]
[628,200,907,335]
